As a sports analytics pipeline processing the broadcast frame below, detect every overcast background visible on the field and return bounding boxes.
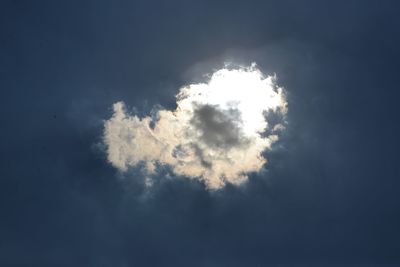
[1,0,400,266]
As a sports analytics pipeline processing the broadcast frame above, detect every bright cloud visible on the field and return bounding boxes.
[103,64,287,189]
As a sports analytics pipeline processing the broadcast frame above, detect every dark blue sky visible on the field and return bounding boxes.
[1,1,400,266]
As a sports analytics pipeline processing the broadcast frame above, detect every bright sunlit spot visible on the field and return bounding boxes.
[177,64,286,137]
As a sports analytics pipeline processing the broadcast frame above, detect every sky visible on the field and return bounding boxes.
[1,0,400,266]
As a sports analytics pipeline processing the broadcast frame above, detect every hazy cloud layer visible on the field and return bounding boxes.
[104,65,287,189]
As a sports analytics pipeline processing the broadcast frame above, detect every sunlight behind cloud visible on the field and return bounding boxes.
[104,64,287,189]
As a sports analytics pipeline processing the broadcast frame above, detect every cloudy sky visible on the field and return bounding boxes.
[1,0,400,266]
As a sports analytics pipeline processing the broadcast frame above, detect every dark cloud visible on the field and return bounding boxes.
[191,104,246,149]
[191,143,212,169]
[1,0,400,266]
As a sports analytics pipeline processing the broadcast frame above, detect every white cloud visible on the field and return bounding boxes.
[103,64,287,189]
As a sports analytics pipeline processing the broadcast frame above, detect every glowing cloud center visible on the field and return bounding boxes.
[104,64,287,189]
